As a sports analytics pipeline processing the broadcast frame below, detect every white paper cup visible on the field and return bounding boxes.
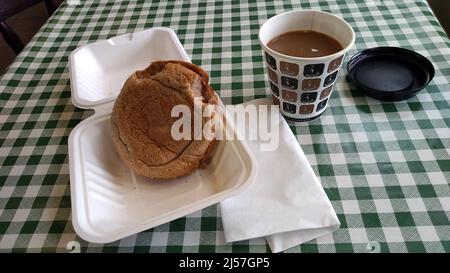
[259,10,355,122]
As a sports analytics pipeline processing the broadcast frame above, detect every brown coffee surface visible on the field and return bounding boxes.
[267,30,343,58]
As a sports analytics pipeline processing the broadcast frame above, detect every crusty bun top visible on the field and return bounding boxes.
[111,61,218,179]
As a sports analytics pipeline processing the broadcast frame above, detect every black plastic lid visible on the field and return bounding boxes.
[347,47,434,101]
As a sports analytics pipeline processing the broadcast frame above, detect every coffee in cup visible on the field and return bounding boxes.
[267,30,343,58]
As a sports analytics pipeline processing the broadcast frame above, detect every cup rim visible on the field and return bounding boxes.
[259,9,356,61]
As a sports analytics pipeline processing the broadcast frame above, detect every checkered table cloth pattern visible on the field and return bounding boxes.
[0,0,449,253]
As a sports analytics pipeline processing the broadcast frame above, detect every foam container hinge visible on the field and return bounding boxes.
[68,27,257,243]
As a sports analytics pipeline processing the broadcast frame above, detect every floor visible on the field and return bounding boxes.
[427,0,450,38]
[0,0,449,75]
[1,2,49,74]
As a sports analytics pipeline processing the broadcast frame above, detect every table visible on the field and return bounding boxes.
[0,0,449,253]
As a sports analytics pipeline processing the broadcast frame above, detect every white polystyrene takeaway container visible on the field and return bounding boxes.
[68,28,257,243]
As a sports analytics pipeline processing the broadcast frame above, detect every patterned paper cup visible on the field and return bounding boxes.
[259,10,355,122]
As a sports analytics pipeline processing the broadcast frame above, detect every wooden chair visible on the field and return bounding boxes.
[0,0,58,54]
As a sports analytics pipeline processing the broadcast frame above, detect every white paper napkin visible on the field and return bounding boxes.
[220,98,340,253]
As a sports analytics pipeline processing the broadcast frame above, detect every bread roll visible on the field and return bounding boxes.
[111,61,218,179]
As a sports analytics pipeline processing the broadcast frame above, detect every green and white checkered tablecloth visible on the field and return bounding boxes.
[0,0,449,253]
